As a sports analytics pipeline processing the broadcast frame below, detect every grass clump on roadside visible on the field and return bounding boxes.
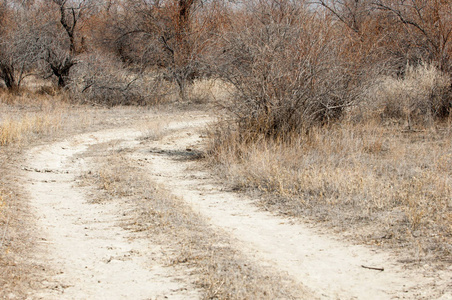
[0,113,63,146]
[0,90,69,147]
[83,148,307,299]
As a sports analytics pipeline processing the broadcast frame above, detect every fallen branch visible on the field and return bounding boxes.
[361,265,384,271]
[22,166,69,174]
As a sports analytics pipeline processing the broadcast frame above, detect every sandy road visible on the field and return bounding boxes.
[23,111,451,299]
[24,128,199,299]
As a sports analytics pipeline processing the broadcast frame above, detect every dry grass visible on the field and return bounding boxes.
[209,119,452,265]
[81,146,306,299]
[139,117,170,141]
[186,79,232,105]
[364,63,451,127]
[0,113,63,146]
[0,90,69,146]
[0,173,46,299]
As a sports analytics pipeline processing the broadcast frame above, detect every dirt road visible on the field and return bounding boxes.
[24,127,200,299]
[23,111,451,299]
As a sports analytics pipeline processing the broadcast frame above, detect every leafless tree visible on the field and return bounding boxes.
[0,1,43,90]
[372,0,452,72]
[97,0,217,101]
[317,0,373,35]
[0,3,17,90]
[32,0,94,88]
[68,51,169,106]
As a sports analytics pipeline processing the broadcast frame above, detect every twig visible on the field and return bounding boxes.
[361,265,384,271]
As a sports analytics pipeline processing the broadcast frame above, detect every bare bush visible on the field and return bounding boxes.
[69,53,172,106]
[373,0,452,73]
[0,3,31,90]
[211,1,366,139]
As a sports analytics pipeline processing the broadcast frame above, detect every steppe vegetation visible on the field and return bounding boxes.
[0,0,451,296]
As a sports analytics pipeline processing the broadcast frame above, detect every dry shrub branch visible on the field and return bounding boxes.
[210,1,368,140]
[68,53,175,106]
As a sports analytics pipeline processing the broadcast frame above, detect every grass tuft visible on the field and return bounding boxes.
[0,89,69,147]
[366,63,451,127]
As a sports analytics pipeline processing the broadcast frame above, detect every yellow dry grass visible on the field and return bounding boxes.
[364,63,451,127]
[0,113,63,146]
[209,120,452,264]
[0,90,69,147]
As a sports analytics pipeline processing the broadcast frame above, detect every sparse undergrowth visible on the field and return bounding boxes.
[82,147,306,299]
[209,120,452,265]
[0,113,63,146]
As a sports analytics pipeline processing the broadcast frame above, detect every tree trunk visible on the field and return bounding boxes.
[176,75,188,102]
[49,57,74,88]
[0,63,17,91]
[174,0,196,101]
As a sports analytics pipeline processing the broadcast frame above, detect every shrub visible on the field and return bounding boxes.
[369,63,451,127]
[211,2,366,140]
[69,53,173,106]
